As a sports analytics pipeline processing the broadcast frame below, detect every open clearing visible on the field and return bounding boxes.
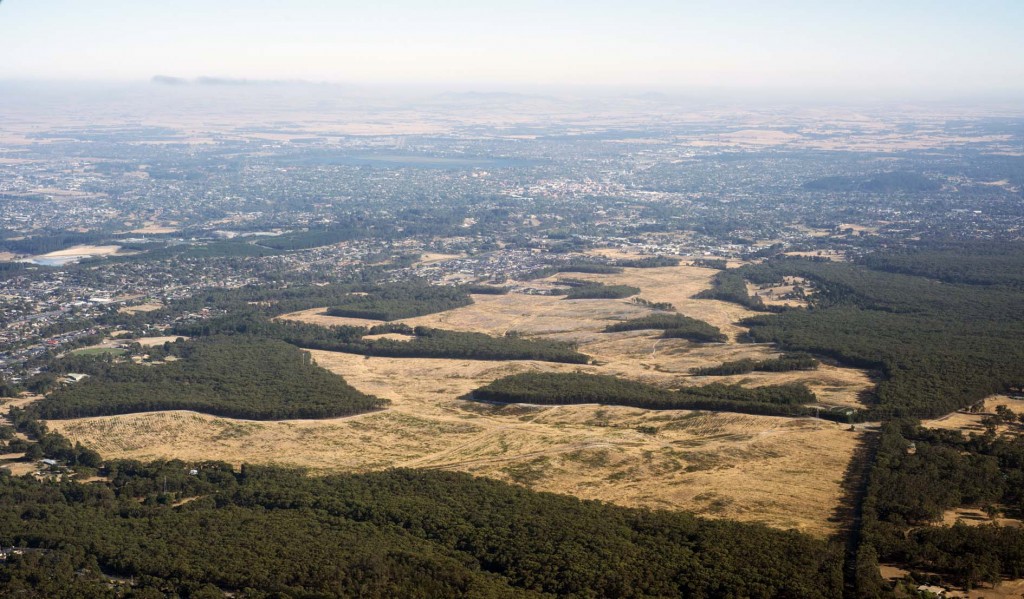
[941,507,1022,529]
[128,224,179,234]
[51,263,869,536]
[35,244,121,258]
[135,336,189,347]
[70,347,127,357]
[118,302,163,314]
[925,395,1024,435]
[882,564,1024,599]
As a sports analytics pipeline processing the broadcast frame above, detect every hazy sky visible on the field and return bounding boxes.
[2,0,1023,94]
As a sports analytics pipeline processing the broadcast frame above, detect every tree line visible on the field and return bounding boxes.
[604,313,727,343]
[694,269,775,311]
[324,282,474,320]
[176,315,591,364]
[470,372,851,420]
[691,353,819,376]
[563,282,640,300]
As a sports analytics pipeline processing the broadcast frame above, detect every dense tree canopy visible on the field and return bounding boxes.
[324,282,474,320]
[0,461,843,598]
[604,313,727,342]
[33,336,387,420]
[472,372,841,419]
[857,421,1024,593]
[708,253,1024,418]
[691,353,819,376]
[563,283,640,300]
[177,316,591,364]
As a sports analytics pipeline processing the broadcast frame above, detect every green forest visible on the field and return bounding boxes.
[562,282,641,300]
[691,353,819,376]
[861,241,1024,289]
[472,372,839,419]
[693,269,770,310]
[177,316,591,364]
[0,458,842,598]
[614,256,681,268]
[604,313,727,342]
[855,420,1024,595]
[324,282,474,320]
[32,336,387,420]
[704,252,1024,418]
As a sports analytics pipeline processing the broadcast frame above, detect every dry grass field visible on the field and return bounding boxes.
[50,263,870,536]
[128,224,179,234]
[135,336,189,347]
[35,244,121,259]
[118,302,164,315]
[924,395,1024,435]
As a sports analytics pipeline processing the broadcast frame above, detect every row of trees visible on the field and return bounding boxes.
[111,279,477,332]
[526,260,623,279]
[692,258,729,270]
[563,283,641,300]
[614,256,681,268]
[690,353,819,376]
[472,372,842,419]
[177,315,592,364]
[604,313,727,343]
[526,255,679,280]
[324,282,474,321]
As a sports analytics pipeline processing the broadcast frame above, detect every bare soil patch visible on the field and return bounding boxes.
[36,244,121,258]
[135,336,190,347]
